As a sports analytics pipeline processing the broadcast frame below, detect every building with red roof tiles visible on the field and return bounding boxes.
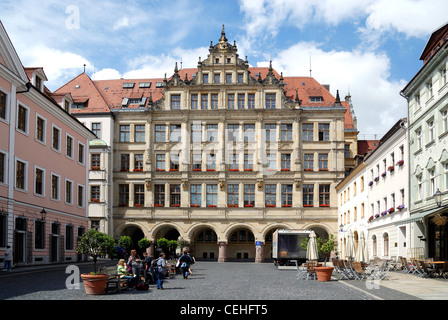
[58,26,361,263]
[0,21,96,267]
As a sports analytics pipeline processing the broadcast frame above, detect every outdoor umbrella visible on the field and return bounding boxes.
[355,231,369,263]
[345,230,356,260]
[306,230,319,261]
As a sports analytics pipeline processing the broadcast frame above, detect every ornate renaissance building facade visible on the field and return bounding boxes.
[57,27,356,262]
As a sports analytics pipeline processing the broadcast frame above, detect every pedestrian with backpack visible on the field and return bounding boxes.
[156,252,169,289]
[179,249,193,279]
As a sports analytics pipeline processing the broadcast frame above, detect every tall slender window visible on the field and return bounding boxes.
[51,174,59,200]
[206,185,217,207]
[17,105,27,133]
[243,124,255,142]
[227,124,239,142]
[0,90,6,120]
[170,184,181,207]
[134,154,144,171]
[191,94,198,110]
[65,180,73,204]
[303,184,314,206]
[92,123,101,138]
[265,124,276,142]
[170,124,181,142]
[156,154,165,171]
[155,125,166,142]
[281,154,291,171]
[211,94,218,109]
[227,184,239,207]
[319,154,328,171]
[248,94,255,109]
[35,167,44,195]
[171,94,181,110]
[319,184,330,207]
[281,124,292,141]
[36,116,45,143]
[265,184,276,207]
[154,185,165,207]
[135,125,145,142]
[238,94,245,109]
[119,125,130,142]
[304,154,314,171]
[318,123,330,141]
[302,123,313,141]
[281,185,293,207]
[206,124,218,142]
[16,160,26,190]
[201,94,208,110]
[244,184,255,207]
[118,184,129,206]
[227,94,235,109]
[191,124,202,142]
[190,185,201,207]
[266,93,276,109]
[244,154,253,171]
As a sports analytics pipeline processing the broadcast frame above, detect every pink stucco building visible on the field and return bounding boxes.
[0,21,96,267]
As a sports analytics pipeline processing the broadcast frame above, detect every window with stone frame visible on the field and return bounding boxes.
[281,184,293,207]
[190,184,201,207]
[154,185,165,207]
[303,184,314,207]
[244,184,255,207]
[265,184,276,207]
[134,184,145,206]
[118,184,129,206]
[302,123,314,141]
[227,184,239,207]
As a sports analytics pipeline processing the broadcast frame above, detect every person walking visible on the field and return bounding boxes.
[142,252,153,284]
[127,249,143,283]
[188,250,195,276]
[2,245,12,272]
[156,252,169,289]
[179,249,193,279]
[117,259,137,290]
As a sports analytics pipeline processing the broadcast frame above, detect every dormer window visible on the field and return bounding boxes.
[310,96,323,102]
[35,76,42,91]
[123,82,135,89]
[64,100,70,113]
[139,82,151,88]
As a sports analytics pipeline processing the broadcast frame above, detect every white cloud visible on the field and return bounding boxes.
[91,68,122,80]
[267,41,407,136]
[365,0,448,38]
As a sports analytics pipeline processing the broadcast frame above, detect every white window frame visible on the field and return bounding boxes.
[33,165,46,197]
[50,172,61,201]
[66,133,74,160]
[16,102,30,135]
[65,178,74,205]
[35,113,47,145]
[51,124,61,153]
[15,157,28,192]
[78,141,85,166]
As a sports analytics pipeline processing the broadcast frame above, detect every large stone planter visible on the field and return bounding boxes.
[81,274,109,295]
[314,267,334,282]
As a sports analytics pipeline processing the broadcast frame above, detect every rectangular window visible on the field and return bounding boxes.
[51,174,59,200]
[243,124,255,142]
[226,73,232,84]
[66,135,73,158]
[121,154,130,171]
[78,185,84,207]
[417,175,423,200]
[192,153,202,171]
[442,68,447,87]
[238,94,245,109]
[229,154,239,171]
[34,220,45,250]
[120,125,130,142]
[155,125,166,142]
[0,90,6,120]
[211,94,219,109]
[304,154,314,171]
[16,160,26,190]
[248,94,255,109]
[429,169,436,196]
[79,143,85,165]
[170,152,180,171]
[17,105,28,133]
[238,73,244,84]
[91,154,101,169]
[118,184,129,206]
[134,154,144,171]
[52,126,60,151]
[202,73,209,84]
[344,145,350,158]
[190,184,201,207]
[227,124,239,142]
[170,184,180,207]
[227,94,235,109]
[281,154,291,171]
[36,116,46,143]
[318,123,330,141]
[201,94,208,110]
[91,185,100,202]
[191,124,202,142]
[65,180,73,204]
[134,184,145,206]
[154,185,165,207]
[319,184,330,207]
[416,129,422,150]
[302,123,313,141]
[65,225,74,250]
[281,185,293,207]
[214,73,220,84]
[244,154,253,171]
[35,167,44,195]
[267,153,277,171]
[135,125,145,142]
[265,124,276,142]
[207,153,216,171]
[170,124,181,142]
[206,124,218,142]
[281,124,292,141]
[443,109,448,133]
[92,123,101,139]
[156,154,165,171]
[303,184,314,206]
[244,185,255,207]
[319,154,328,171]
[266,93,276,109]
[191,94,198,109]
[227,184,239,207]
[171,94,181,110]
[206,184,218,207]
[265,184,277,207]
[428,120,435,142]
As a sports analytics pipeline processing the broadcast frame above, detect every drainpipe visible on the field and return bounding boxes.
[16,82,32,94]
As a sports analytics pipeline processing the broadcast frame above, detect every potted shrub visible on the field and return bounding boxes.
[76,230,115,294]
[314,234,336,282]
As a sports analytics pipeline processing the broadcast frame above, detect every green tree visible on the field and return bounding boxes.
[118,236,133,255]
[76,229,115,274]
[138,238,152,250]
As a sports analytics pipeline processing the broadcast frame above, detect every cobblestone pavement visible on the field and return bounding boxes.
[0,260,418,301]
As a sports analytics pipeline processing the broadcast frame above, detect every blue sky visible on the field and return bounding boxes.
[1,0,447,137]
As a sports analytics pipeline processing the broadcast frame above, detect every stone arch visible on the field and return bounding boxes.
[302,223,332,239]
[260,224,292,263]
[149,222,184,240]
[187,223,220,261]
[115,223,146,257]
[224,224,257,262]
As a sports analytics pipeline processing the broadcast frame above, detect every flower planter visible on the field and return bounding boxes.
[81,274,109,295]
[314,267,334,282]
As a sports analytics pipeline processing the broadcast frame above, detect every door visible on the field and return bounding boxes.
[51,235,59,262]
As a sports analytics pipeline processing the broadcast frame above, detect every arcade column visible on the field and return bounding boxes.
[218,242,227,262]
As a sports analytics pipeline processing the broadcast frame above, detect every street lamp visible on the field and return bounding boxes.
[434,189,443,207]
[40,208,47,221]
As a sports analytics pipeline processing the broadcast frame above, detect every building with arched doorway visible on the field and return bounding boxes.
[55,26,357,262]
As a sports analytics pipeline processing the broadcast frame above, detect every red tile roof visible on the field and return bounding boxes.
[54,67,354,129]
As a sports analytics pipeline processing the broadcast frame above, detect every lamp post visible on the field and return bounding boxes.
[40,208,47,221]
[434,189,443,208]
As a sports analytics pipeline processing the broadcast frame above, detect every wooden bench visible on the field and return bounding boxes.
[100,266,129,293]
